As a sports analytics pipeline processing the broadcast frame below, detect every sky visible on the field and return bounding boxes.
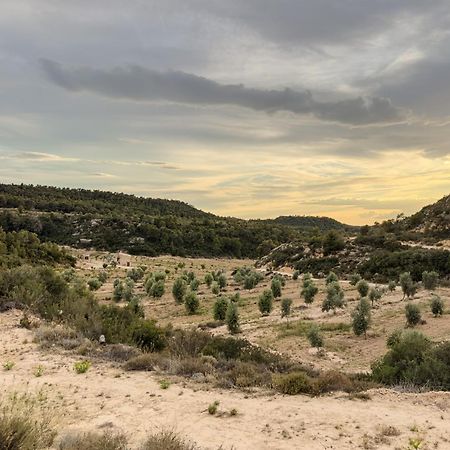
[1,1,450,224]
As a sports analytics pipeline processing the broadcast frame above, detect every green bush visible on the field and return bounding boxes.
[217,273,227,290]
[372,330,450,389]
[211,282,220,295]
[189,278,200,291]
[301,282,318,304]
[132,320,166,352]
[292,270,299,280]
[258,289,273,315]
[431,295,444,317]
[388,280,396,291]
[73,360,91,374]
[322,281,344,312]
[356,280,369,298]
[87,278,102,291]
[150,279,165,298]
[307,325,323,348]
[349,273,361,286]
[405,303,421,327]
[226,301,240,334]
[400,272,417,299]
[184,291,199,315]
[213,296,228,321]
[368,287,382,306]
[281,298,292,320]
[422,270,439,290]
[204,273,213,287]
[274,371,313,395]
[271,277,282,298]
[172,277,187,304]
[322,231,345,255]
[326,271,339,285]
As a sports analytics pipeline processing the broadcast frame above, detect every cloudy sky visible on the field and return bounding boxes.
[1,1,450,224]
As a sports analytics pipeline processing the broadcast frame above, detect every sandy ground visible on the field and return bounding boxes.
[2,309,450,450]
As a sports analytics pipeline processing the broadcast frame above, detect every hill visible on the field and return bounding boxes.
[270,215,356,232]
[404,194,450,238]
[0,183,352,259]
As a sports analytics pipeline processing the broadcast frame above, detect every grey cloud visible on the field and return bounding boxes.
[190,0,447,46]
[40,59,404,126]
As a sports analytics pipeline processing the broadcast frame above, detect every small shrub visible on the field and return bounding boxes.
[159,379,170,389]
[3,361,14,371]
[184,291,200,315]
[292,270,299,280]
[0,394,56,450]
[307,325,323,348]
[388,280,397,292]
[258,290,273,315]
[73,360,91,374]
[87,278,102,291]
[349,273,361,286]
[141,430,199,450]
[274,371,313,395]
[226,301,240,334]
[58,431,127,450]
[33,365,44,377]
[211,282,220,295]
[326,271,339,285]
[405,303,421,327]
[189,278,200,292]
[431,294,444,317]
[213,296,228,321]
[208,400,219,415]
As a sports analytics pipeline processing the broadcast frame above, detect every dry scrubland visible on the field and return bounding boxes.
[2,249,450,449]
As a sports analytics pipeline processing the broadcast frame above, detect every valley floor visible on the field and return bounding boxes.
[2,309,450,450]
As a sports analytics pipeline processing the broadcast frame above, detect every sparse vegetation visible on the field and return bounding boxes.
[73,360,91,374]
[258,289,273,315]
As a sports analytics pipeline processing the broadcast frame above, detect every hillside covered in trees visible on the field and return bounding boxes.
[0,184,351,259]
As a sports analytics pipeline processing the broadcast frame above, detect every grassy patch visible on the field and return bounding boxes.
[278,320,351,338]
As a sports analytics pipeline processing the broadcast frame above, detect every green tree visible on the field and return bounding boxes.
[301,282,318,304]
[322,230,345,255]
[217,273,227,290]
[349,273,361,286]
[184,291,200,315]
[150,279,165,298]
[422,271,439,290]
[258,289,273,316]
[322,281,344,313]
[400,272,417,299]
[326,271,339,285]
[172,277,187,304]
[204,273,213,287]
[405,303,421,327]
[271,277,282,298]
[431,295,444,317]
[213,296,229,321]
[281,298,292,325]
[352,297,371,338]
[307,325,323,348]
[368,286,382,307]
[356,280,369,298]
[226,301,240,334]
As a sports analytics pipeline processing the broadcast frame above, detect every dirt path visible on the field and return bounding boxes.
[2,310,450,450]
